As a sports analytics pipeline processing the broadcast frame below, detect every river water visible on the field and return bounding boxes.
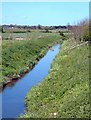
[1,44,60,118]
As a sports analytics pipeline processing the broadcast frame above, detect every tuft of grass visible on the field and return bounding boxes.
[20,39,90,118]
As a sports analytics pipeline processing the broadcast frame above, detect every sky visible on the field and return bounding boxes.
[2,2,89,26]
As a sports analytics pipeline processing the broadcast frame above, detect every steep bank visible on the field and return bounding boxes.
[21,38,90,118]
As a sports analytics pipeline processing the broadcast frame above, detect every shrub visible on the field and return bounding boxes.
[59,31,65,37]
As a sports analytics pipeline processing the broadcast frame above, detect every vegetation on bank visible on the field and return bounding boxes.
[2,32,61,85]
[20,38,90,118]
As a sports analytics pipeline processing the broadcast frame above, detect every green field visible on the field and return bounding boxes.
[2,30,59,40]
[20,38,90,118]
[2,31,61,85]
[2,29,69,40]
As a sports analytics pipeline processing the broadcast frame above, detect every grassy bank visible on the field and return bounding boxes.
[21,38,90,118]
[2,32,61,85]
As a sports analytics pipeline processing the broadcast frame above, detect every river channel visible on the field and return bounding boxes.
[1,44,60,118]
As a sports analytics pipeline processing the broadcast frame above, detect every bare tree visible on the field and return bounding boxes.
[72,18,89,42]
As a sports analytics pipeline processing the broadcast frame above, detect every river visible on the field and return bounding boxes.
[0,44,60,118]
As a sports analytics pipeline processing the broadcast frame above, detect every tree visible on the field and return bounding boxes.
[38,24,42,29]
[2,26,3,33]
[72,18,90,42]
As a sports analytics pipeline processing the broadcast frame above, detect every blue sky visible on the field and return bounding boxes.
[2,2,89,26]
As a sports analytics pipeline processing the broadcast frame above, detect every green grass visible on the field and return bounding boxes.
[2,32,61,85]
[20,38,90,118]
